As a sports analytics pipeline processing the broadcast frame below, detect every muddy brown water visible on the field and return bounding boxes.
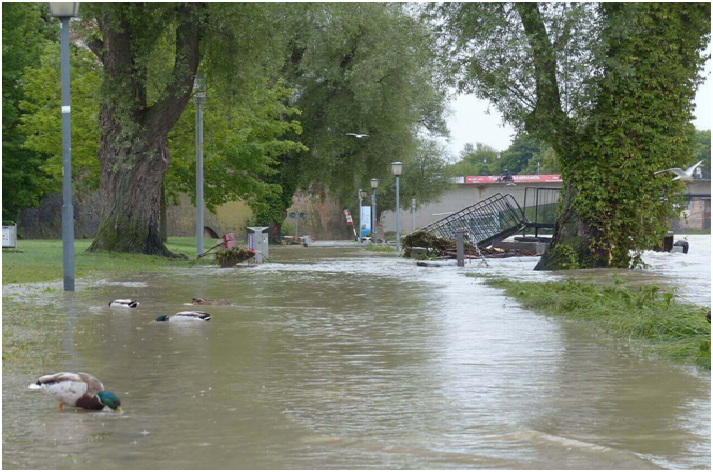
[2,236,710,469]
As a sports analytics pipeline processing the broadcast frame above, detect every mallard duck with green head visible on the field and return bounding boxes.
[29,372,122,413]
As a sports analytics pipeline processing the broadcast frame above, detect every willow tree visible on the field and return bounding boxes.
[433,2,710,269]
[73,3,285,255]
[251,3,449,236]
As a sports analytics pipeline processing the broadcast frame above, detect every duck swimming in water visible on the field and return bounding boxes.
[109,299,139,308]
[28,372,122,413]
[155,311,211,322]
[186,298,230,306]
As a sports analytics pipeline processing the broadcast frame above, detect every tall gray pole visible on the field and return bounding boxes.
[411,198,416,231]
[395,176,400,249]
[357,189,362,241]
[372,191,377,243]
[456,230,465,267]
[195,88,204,255]
[60,18,75,292]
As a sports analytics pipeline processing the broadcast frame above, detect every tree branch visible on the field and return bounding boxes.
[145,3,204,138]
[516,2,571,146]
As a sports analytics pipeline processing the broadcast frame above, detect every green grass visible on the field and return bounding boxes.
[2,238,203,285]
[472,275,711,369]
[364,244,398,253]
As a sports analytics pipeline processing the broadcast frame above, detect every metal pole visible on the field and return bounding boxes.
[456,230,465,267]
[358,189,362,241]
[60,18,74,292]
[412,198,416,231]
[395,176,400,250]
[195,96,204,256]
[372,191,377,243]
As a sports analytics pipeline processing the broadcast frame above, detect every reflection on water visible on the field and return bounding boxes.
[2,237,710,469]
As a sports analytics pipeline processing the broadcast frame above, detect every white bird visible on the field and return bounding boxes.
[109,299,138,308]
[155,311,211,322]
[28,372,122,413]
[345,133,370,138]
[654,160,704,181]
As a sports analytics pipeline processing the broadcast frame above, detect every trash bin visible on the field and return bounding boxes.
[2,221,17,250]
[247,227,270,263]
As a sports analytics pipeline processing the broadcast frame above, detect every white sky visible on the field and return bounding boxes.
[444,50,712,158]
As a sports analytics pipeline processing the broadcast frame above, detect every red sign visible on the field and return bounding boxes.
[464,174,562,184]
[343,209,354,225]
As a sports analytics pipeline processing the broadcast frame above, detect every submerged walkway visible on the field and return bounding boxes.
[2,240,710,469]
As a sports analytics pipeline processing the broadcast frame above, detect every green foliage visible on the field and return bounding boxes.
[485,277,711,369]
[2,3,54,219]
[376,140,453,216]
[434,2,711,268]
[166,80,307,214]
[548,243,581,270]
[282,3,449,209]
[446,134,559,177]
[565,3,710,267]
[18,43,102,188]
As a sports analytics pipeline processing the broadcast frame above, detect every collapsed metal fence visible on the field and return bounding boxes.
[418,193,529,248]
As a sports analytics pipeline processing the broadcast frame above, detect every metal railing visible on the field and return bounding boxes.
[418,193,529,248]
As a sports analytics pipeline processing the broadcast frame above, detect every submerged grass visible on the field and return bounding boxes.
[2,237,204,285]
[478,276,711,369]
[364,244,399,253]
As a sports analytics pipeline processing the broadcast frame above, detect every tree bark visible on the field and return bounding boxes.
[160,181,168,243]
[87,4,202,255]
[516,3,599,270]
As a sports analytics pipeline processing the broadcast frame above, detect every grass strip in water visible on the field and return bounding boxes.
[477,276,711,369]
[364,244,399,253]
[2,237,204,285]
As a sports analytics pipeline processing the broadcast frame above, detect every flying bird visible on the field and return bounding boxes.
[345,133,370,138]
[654,160,704,181]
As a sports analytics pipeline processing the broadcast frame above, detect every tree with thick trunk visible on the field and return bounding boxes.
[434,2,710,269]
[85,4,202,255]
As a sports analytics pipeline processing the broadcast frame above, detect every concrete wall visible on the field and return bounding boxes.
[380,182,562,233]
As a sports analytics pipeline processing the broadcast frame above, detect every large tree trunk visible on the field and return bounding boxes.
[160,181,168,243]
[89,131,171,255]
[534,183,606,270]
[86,4,202,255]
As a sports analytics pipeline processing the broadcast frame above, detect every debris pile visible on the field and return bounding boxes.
[403,230,538,260]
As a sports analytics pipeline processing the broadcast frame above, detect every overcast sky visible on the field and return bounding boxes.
[444,50,712,158]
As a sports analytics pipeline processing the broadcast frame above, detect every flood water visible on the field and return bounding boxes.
[2,236,710,469]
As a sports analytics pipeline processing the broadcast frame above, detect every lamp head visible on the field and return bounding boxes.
[370,178,379,189]
[360,190,368,199]
[390,162,403,177]
[49,2,80,18]
[193,73,206,103]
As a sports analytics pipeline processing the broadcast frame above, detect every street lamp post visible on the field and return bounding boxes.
[370,179,379,243]
[390,162,402,250]
[50,2,80,292]
[411,198,416,231]
[194,73,206,256]
[359,190,368,240]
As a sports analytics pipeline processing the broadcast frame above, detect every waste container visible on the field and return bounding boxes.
[247,227,270,263]
[2,221,17,249]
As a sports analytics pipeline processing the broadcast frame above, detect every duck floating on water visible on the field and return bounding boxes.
[186,298,230,306]
[109,299,139,308]
[155,311,211,322]
[28,372,122,413]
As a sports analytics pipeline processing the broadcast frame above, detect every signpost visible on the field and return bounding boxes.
[360,205,372,239]
[343,209,356,238]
